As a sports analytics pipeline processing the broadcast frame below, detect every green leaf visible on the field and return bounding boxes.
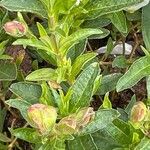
[11,128,41,143]
[68,63,100,112]
[0,133,11,142]
[40,82,55,106]
[13,38,52,53]
[10,82,42,104]
[70,53,97,80]
[79,109,120,135]
[0,108,6,132]
[0,61,17,81]
[96,73,122,95]
[0,40,9,55]
[81,17,111,28]
[125,95,136,115]
[38,138,65,150]
[60,28,103,55]
[84,0,145,19]
[26,68,57,81]
[142,2,150,50]
[117,56,150,92]
[109,11,128,34]
[67,134,98,150]
[6,99,31,121]
[37,22,48,37]
[112,56,129,68]
[101,93,112,109]
[67,40,87,62]
[134,137,150,150]
[0,55,12,60]
[109,119,133,145]
[0,0,47,18]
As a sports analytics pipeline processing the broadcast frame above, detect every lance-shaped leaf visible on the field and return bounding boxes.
[117,56,150,92]
[108,11,128,34]
[96,73,122,95]
[60,28,103,55]
[26,68,57,81]
[68,63,100,112]
[0,0,47,18]
[70,53,97,80]
[84,0,145,19]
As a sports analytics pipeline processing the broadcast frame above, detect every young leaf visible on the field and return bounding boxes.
[60,28,103,55]
[26,68,57,81]
[117,56,150,92]
[40,82,55,106]
[37,22,48,37]
[70,53,97,80]
[68,63,100,112]
[101,93,112,109]
[13,38,53,53]
[10,82,42,104]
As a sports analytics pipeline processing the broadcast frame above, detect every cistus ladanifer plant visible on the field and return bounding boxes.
[0,0,150,149]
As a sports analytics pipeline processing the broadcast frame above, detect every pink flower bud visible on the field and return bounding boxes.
[56,117,77,135]
[130,101,147,123]
[3,21,26,37]
[28,104,57,134]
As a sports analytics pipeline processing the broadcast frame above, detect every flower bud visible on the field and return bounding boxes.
[3,21,26,37]
[76,107,95,128]
[56,117,77,135]
[130,101,147,123]
[28,104,57,134]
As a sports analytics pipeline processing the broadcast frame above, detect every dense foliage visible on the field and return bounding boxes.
[0,0,150,149]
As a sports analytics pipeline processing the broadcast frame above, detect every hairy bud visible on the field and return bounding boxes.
[130,101,147,123]
[4,21,26,37]
[28,104,57,134]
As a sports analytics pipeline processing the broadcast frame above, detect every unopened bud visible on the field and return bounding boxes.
[28,104,57,134]
[56,117,77,135]
[130,101,147,123]
[3,21,26,37]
